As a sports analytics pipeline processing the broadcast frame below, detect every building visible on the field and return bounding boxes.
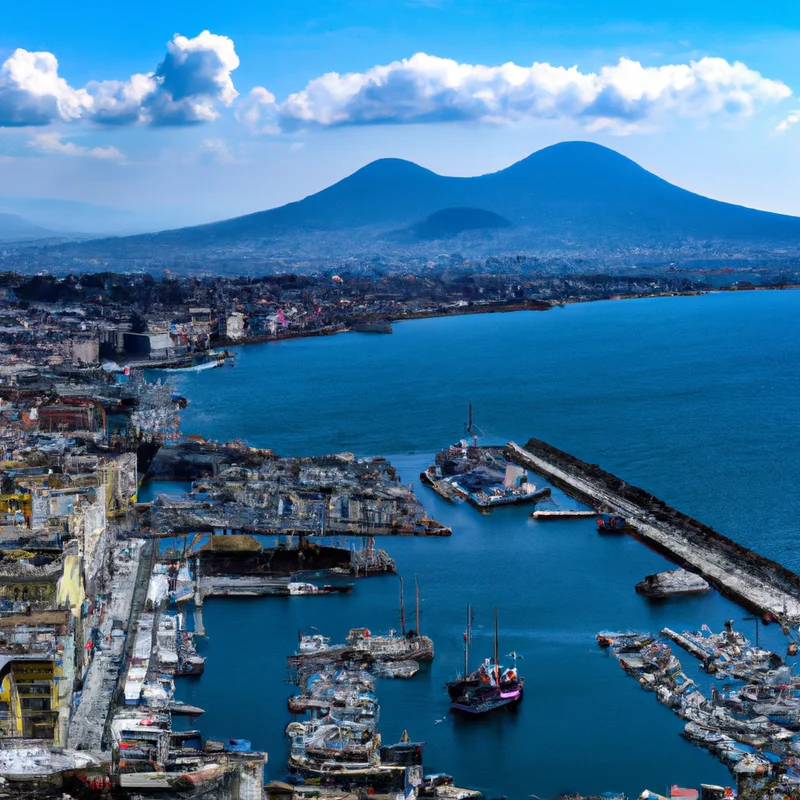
[70,337,99,365]
[224,312,247,340]
[122,331,173,359]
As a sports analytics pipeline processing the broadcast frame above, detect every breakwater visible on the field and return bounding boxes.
[508,439,800,623]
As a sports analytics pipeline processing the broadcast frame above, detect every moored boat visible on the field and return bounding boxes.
[449,607,523,715]
[597,514,630,533]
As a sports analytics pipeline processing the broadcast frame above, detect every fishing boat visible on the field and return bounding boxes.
[597,514,630,533]
[347,574,434,662]
[449,607,524,715]
[446,602,479,701]
[296,632,335,655]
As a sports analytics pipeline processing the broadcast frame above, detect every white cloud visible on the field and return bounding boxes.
[777,110,800,133]
[190,138,242,164]
[0,30,240,129]
[27,132,124,160]
[235,87,278,134]
[244,53,792,134]
[147,31,240,125]
[86,73,157,125]
[0,49,90,126]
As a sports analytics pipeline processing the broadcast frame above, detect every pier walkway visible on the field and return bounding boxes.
[67,539,146,752]
[531,510,596,520]
[508,440,800,623]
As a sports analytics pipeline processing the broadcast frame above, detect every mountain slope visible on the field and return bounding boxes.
[26,142,800,264]
[0,212,58,241]
[408,207,512,240]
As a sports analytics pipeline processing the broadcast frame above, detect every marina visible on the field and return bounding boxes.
[3,292,800,797]
[168,295,800,798]
[599,622,800,793]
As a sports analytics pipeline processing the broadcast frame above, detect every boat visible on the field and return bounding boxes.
[347,575,434,662]
[595,631,653,651]
[297,632,335,655]
[176,629,206,676]
[597,514,630,533]
[288,581,353,595]
[449,607,524,715]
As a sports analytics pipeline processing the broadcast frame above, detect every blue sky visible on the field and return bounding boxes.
[2,0,800,231]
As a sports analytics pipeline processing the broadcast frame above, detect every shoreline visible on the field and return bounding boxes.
[205,284,800,358]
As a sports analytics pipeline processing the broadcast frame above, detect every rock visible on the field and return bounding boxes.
[636,568,710,598]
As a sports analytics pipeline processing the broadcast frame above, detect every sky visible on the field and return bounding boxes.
[2,0,800,232]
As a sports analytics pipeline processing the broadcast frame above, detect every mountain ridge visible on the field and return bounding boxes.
[17,142,800,268]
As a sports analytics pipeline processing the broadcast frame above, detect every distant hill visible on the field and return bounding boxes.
[0,212,58,242]
[18,142,800,268]
[407,207,512,240]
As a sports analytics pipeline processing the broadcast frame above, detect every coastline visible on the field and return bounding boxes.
[208,284,798,356]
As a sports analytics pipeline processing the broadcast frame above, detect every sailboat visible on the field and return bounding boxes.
[346,574,434,661]
[446,602,479,700]
[449,606,524,714]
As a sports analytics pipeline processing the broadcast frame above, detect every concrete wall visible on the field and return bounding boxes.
[70,339,99,365]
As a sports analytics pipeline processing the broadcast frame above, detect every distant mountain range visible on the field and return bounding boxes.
[0,212,59,242]
[14,142,800,269]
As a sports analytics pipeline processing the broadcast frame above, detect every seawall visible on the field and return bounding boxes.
[507,439,800,623]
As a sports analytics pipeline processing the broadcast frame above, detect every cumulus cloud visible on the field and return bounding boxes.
[0,49,90,126]
[236,86,278,134]
[147,31,239,125]
[777,110,800,133]
[28,132,125,160]
[85,74,157,125]
[242,53,791,133]
[0,30,239,129]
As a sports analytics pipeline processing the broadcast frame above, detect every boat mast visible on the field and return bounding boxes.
[464,602,472,677]
[415,574,421,635]
[466,403,478,448]
[399,576,406,635]
[494,606,500,683]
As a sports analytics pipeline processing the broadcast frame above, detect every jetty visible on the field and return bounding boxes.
[530,509,596,520]
[507,439,800,623]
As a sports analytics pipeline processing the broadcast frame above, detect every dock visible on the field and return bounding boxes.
[660,627,716,662]
[507,439,800,623]
[530,509,596,520]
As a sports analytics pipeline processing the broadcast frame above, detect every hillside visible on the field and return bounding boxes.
[16,142,800,269]
[0,212,58,242]
[407,207,512,240]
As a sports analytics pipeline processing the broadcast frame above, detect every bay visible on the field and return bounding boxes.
[158,290,800,798]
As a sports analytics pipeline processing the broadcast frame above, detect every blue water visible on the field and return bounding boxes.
[162,291,800,799]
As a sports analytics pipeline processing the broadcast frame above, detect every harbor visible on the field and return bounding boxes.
[3,291,800,797]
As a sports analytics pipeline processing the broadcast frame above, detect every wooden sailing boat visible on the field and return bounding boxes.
[449,606,524,714]
[446,602,476,700]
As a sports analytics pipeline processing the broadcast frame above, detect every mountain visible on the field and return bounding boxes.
[0,212,59,242]
[18,142,800,267]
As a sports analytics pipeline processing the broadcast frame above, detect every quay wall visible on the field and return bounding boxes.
[507,439,800,623]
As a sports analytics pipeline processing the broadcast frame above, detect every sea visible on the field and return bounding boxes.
[141,290,800,800]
